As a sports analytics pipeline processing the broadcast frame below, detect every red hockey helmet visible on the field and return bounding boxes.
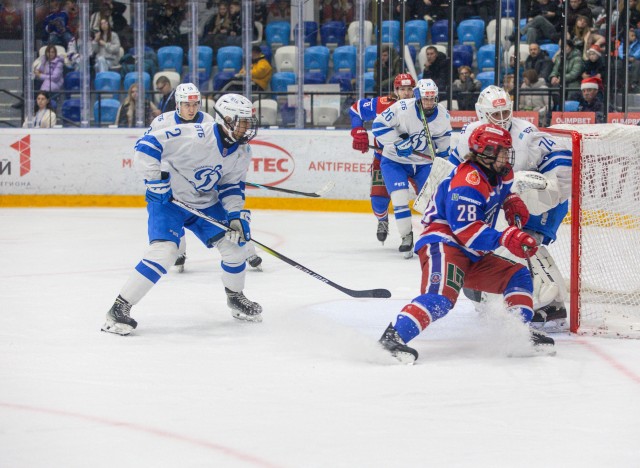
[468,124,514,175]
[393,73,416,90]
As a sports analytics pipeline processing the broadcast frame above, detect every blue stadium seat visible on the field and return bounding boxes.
[540,43,560,59]
[217,46,243,73]
[381,20,400,50]
[270,72,296,94]
[93,98,120,125]
[182,72,212,93]
[213,71,236,91]
[266,21,291,49]
[259,44,272,64]
[328,72,353,92]
[63,71,81,99]
[61,98,81,125]
[405,20,428,50]
[157,46,183,73]
[476,44,498,72]
[294,21,319,47]
[431,20,449,44]
[94,71,121,99]
[365,45,377,73]
[123,72,151,92]
[476,71,495,90]
[304,72,326,85]
[565,100,580,112]
[502,0,516,17]
[332,45,357,76]
[457,19,485,51]
[304,45,330,81]
[453,44,473,68]
[187,46,213,81]
[364,71,375,93]
[320,21,346,49]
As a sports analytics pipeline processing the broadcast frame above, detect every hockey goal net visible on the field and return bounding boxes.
[543,124,640,338]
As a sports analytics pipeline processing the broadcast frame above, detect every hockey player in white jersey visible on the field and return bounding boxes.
[372,79,452,258]
[102,93,262,335]
[450,86,572,331]
[147,83,262,273]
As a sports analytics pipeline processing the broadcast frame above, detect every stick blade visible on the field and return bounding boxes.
[346,288,392,299]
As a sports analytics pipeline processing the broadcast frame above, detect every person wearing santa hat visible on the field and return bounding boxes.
[582,44,606,82]
[577,76,605,123]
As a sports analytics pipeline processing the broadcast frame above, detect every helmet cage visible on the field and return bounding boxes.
[215,94,258,144]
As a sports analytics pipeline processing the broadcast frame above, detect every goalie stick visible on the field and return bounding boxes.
[171,199,392,299]
[413,87,437,159]
[246,180,335,198]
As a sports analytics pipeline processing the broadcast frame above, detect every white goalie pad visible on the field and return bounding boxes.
[530,245,568,310]
[511,171,560,215]
[413,157,456,214]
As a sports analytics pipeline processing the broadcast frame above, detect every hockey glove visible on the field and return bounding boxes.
[226,210,251,246]
[500,226,538,258]
[394,136,413,158]
[350,127,369,153]
[503,193,530,227]
[145,173,172,204]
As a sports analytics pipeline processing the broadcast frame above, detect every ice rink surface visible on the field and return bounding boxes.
[1,208,639,468]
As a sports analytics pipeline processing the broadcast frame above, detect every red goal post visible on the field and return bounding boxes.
[543,124,640,338]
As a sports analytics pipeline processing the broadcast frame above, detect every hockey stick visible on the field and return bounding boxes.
[246,180,335,198]
[171,199,392,299]
[515,215,535,280]
[413,88,437,158]
[368,144,433,161]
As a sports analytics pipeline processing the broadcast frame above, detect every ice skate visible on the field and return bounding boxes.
[247,254,263,271]
[531,304,568,333]
[530,328,556,356]
[379,323,418,364]
[226,288,263,322]
[399,232,414,259]
[376,220,389,244]
[101,295,137,336]
[173,253,186,273]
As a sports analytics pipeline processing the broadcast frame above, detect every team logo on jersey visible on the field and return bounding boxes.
[465,170,481,185]
[430,272,442,284]
[193,164,223,191]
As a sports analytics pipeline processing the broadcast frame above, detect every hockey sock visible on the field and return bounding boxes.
[395,303,433,343]
[120,241,178,304]
[504,267,535,322]
[371,196,390,221]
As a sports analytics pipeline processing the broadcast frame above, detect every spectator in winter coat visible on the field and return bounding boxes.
[35,44,64,92]
[577,77,605,123]
[221,45,273,92]
[374,45,404,94]
[92,18,121,73]
[615,28,640,91]
[452,65,481,110]
[519,69,549,125]
[515,0,562,44]
[524,43,553,83]
[582,44,606,82]
[549,39,584,98]
[421,45,450,92]
[567,0,593,31]
[117,83,159,128]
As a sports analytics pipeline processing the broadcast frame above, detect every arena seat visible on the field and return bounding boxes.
[320,21,346,50]
[476,71,495,90]
[266,21,291,50]
[274,45,298,73]
[217,46,243,73]
[93,98,120,125]
[332,45,356,76]
[405,20,428,51]
[157,46,183,73]
[123,71,151,91]
[94,71,121,99]
[457,19,485,51]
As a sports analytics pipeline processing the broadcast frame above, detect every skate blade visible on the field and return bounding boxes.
[101,319,133,336]
[250,264,263,272]
[391,351,417,365]
[230,310,263,323]
[542,320,569,334]
[172,264,185,273]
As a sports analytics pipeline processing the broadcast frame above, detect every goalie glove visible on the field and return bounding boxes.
[499,226,538,259]
[503,193,530,227]
[226,210,251,246]
[145,173,172,204]
[351,127,369,153]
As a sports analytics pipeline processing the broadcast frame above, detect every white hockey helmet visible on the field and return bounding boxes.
[214,93,258,144]
[475,85,513,129]
[414,78,439,112]
[175,83,201,118]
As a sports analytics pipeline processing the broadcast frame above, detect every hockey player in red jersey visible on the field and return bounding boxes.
[349,73,415,244]
[378,124,555,363]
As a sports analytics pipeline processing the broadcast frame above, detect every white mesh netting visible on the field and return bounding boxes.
[545,124,640,338]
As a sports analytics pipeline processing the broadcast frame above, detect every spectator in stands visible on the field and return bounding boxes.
[64,36,81,72]
[616,28,640,92]
[0,0,22,39]
[23,91,57,128]
[452,65,481,110]
[577,76,605,122]
[421,45,449,92]
[513,0,562,44]
[155,75,177,114]
[549,39,584,99]
[92,18,121,73]
[520,69,549,125]
[267,0,291,23]
[43,0,74,48]
[201,1,231,51]
[582,44,606,82]
[614,0,640,40]
[35,44,64,93]
[408,0,448,24]
[502,74,515,97]
[117,83,159,127]
[374,45,404,94]
[570,14,605,59]
[221,45,273,93]
[148,0,184,49]
[321,0,354,24]
[524,43,553,83]
[226,0,243,46]
[567,0,593,31]
[253,0,268,29]
[89,2,111,35]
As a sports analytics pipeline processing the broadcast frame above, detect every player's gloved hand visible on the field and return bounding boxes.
[500,226,538,258]
[394,136,413,157]
[350,127,369,153]
[226,210,251,246]
[145,173,172,204]
[503,193,530,227]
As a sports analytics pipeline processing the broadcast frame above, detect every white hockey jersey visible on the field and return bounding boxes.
[134,123,251,211]
[371,99,452,164]
[450,118,572,202]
